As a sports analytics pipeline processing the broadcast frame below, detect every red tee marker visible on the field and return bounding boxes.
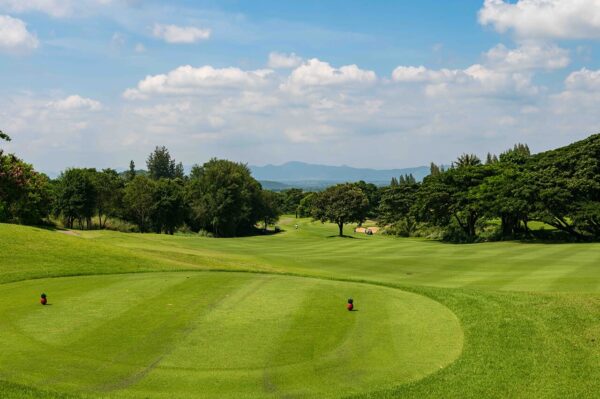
[347,303,353,311]
[40,293,47,305]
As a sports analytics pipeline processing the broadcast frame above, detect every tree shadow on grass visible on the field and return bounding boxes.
[326,234,365,239]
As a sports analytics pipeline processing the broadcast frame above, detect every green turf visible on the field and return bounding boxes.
[0,272,462,398]
[0,219,599,398]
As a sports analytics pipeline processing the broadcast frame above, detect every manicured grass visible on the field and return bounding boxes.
[0,272,461,398]
[0,219,599,398]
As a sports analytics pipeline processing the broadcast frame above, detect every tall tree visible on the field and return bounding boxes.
[123,175,156,232]
[187,159,262,237]
[146,146,183,180]
[127,160,136,181]
[311,183,369,236]
[429,162,442,176]
[54,168,98,229]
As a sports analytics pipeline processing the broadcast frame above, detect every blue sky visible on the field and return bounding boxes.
[2,0,600,173]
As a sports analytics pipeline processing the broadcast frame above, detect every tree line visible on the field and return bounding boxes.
[1,140,283,237]
[2,129,600,241]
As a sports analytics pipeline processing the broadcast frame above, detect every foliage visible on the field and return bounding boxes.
[187,159,263,237]
[297,192,316,217]
[123,175,156,232]
[279,188,304,217]
[378,178,420,236]
[311,183,369,236]
[93,169,124,228]
[0,151,52,225]
[54,168,98,229]
[258,189,282,229]
[146,146,184,180]
[150,178,187,234]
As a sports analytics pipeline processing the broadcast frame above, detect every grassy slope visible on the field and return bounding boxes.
[1,220,599,398]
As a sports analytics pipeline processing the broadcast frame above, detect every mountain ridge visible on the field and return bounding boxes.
[249,161,430,184]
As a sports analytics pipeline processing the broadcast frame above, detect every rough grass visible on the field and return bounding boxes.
[0,219,599,398]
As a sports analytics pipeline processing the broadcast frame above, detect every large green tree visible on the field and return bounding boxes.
[311,183,369,236]
[187,159,263,237]
[54,168,98,229]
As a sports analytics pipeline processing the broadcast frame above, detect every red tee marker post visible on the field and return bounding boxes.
[40,293,47,305]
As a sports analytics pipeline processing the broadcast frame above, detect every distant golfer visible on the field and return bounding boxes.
[347,298,354,311]
[40,293,47,305]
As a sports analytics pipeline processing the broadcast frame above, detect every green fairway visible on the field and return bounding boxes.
[1,220,599,398]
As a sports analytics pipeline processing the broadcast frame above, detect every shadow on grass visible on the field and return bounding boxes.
[325,234,365,239]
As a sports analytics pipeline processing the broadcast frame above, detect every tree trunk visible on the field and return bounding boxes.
[338,222,344,236]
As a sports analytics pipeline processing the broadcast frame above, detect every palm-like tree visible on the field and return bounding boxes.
[454,153,481,168]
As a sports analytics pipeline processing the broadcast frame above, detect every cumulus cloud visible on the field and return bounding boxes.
[123,65,274,99]
[152,23,211,44]
[47,95,103,111]
[484,43,570,70]
[392,63,537,98]
[268,52,303,69]
[282,58,376,93]
[0,14,38,52]
[564,68,600,91]
[479,0,600,40]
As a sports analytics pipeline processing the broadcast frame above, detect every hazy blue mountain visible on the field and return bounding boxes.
[250,161,430,186]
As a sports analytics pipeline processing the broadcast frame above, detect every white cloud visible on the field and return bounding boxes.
[479,0,600,40]
[0,15,38,52]
[47,95,103,111]
[268,52,303,69]
[123,65,274,99]
[0,0,116,18]
[282,58,376,93]
[134,43,146,53]
[152,23,211,44]
[564,68,600,91]
[484,43,570,70]
[392,63,537,98]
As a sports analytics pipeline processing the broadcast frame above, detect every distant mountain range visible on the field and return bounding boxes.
[250,161,430,190]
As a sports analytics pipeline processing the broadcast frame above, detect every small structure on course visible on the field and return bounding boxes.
[354,227,380,235]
